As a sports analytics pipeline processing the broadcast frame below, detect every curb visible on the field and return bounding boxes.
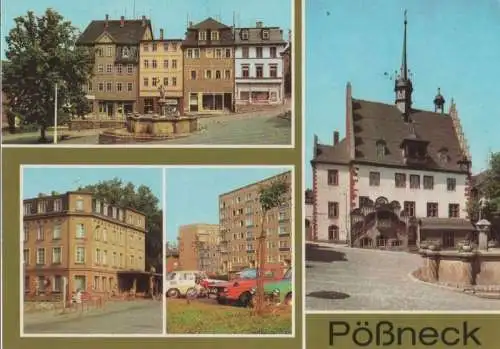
[407,270,485,298]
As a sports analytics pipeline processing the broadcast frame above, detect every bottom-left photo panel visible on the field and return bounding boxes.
[20,165,165,337]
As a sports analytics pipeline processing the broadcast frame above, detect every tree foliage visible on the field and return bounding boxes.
[2,8,93,140]
[468,152,500,221]
[77,178,163,273]
[255,178,289,314]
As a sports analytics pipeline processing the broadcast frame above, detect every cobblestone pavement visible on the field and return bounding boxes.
[23,300,162,334]
[3,109,291,145]
[306,244,500,311]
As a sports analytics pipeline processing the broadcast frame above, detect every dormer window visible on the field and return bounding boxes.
[122,47,129,58]
[211,31,219,41]
[199,31,207,41]
[376,140,386,159]
[262,29,270,40]
[437,147,449,163]
[241,30,249,40]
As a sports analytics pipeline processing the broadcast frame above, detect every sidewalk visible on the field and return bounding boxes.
[23,299,158,326]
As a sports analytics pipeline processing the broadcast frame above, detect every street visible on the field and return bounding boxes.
[306,243,500,311]
[23,300,162,334]
[2,109,291,146]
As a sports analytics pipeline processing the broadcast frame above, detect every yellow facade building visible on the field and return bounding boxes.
[139,29,184,115]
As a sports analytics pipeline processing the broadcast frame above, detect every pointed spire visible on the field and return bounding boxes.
[401,10,408,80]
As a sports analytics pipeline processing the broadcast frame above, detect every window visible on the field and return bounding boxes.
[163,77,168,86]
[404,201,416,217]
[143,77,149,87]
[74,275,86,292]
[172,59,177,69]
[225,48,231,58]
[52,247,62,264]
[191,70,197,80]
[127,82,133,91]
[205,70,212,79]
[224,70,231,80]
[172,77,177,86]
[103,228,107,242]
[37,225,44,240]
[103,250,108,265]
[76,223,85,238]
[116,64,122,74]
[172,42,178,50]
[395,173,406,188]
[152,60,157,69]
[410,174,420,189]
[23,249,29,265]
[106,64,113,73]
[328,169,339,186]
[23,225,29,241]
[270,47,277,58]
[127,64,133,74]
[152,43,157,51]
[199,31,207,41]
[152,77,158,87]
[376,142,386,158]
[242,64,250,78]
[270,64,278,78]
[143,43,149,52]
[24,203,32,216]
[369,172,380,186]
[163,42,169,51]
[211,31,219,41]
[262,30,270,40]
[38,200,46,213]
[256,47,263,58]
[328,225,339,241]
[95,248,101,264]
[106,82,112,91]
[442,231,455,249]
[241,29,249,40]
[96,47,103,57]
[328,202,339,218]
[54,199,62,212]
[144,60,149,69]
[75,247,85,264]
[117,82,123,92]
[242,47,249,58]
[447,178,457,191]
[53,223,61,239]
[98,82,104,91]
[423,176,434,190]
[36,248,45,265]
[122,47,130,58]
[98,64,104,73]
[256,65,263,78]
[449,204,460,218]
[87,82,93,92]
[194,49,200,58]
[187,49,193,58]
[215,48,222,58]
[163,59,168,69]
[215,70,221,79]
[427,202,438,217]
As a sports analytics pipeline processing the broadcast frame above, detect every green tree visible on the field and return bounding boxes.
[77,178,163,273]
[468,152,500,221]
[2,8,93,141]
[255,178,289,314]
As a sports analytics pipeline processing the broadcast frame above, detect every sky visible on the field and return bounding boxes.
[22,166,163,204]
[165,167,292,243]
[305,0,500,188]
[1,0,292,59]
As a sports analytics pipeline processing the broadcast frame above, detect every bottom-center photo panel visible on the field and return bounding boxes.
[164,166,295,336]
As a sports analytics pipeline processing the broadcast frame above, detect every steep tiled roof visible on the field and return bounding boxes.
[313,98,468,173]
[192,17,230,30]
[183,17,234,47]
[76,19,151,45]
[234,27,286,45]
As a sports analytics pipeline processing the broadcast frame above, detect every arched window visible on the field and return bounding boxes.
[328,225,339,241]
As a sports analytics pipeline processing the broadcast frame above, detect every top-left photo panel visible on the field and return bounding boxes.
[1,0,295,147]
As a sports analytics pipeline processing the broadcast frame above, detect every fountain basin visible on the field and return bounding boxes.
[98,114,198,144]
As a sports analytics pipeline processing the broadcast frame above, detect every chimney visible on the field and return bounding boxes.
[333,131,339,145]
[160,28,164,40]
[142,15,146,27]
[105,14,109,28]
[120,16,125,27]
[256,21,263,28]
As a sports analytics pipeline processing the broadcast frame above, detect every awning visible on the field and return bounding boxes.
[418,217,476,231]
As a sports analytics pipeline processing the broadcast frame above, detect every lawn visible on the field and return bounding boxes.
[166,299,292,334]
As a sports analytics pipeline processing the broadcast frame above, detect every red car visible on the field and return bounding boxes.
[210,268,280,306]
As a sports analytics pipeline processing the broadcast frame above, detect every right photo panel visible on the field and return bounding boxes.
[305,1,500,312]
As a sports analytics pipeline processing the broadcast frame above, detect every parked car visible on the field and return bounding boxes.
[262,267,293,305]
[212,268,279,307]
[165,270,207,298]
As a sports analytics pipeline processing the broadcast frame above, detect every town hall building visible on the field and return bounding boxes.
[311,14,475,250]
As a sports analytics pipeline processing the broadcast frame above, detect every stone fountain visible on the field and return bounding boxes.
[99,85,198,144]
